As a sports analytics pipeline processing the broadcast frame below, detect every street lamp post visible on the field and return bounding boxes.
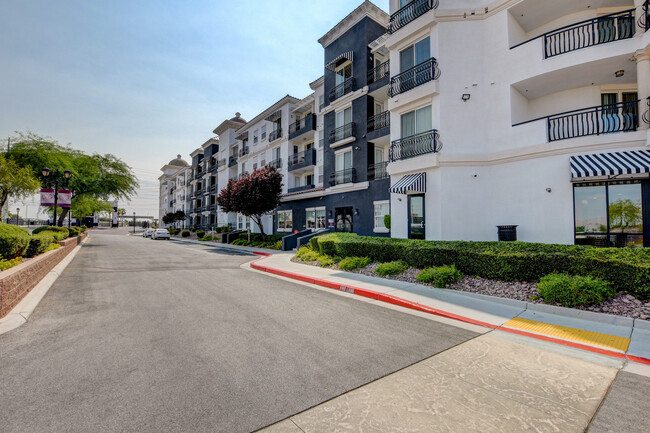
[41,167,72,227]
[133,212,136,234]
[16,208,20,225]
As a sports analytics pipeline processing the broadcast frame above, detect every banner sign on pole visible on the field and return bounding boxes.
[40,188,55,207]
[58,190,72,208]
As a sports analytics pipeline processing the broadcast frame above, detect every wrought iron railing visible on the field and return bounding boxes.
[368,162,389,180]
[268,158,282,169]
[329,168,356,186]
[368,111,390,132]
[640,0,650,31]
[217,159,226,169]
[288,149,316,167]
[238,146,249,157]
[390,129,441,161]
[642,97,650,125]
[289,114,316,135]
[329,78,355,102]
[389,58,440,97]
[210,184,217,192]
[269,128,282,142]
[545,100,639,142]
[368,60,390,84]
[389,0,438,34]
[329,122,356,144]
[228,155,238,167]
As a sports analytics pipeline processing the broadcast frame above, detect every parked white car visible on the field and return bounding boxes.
[143,228,155,238]
[151,229,170,240]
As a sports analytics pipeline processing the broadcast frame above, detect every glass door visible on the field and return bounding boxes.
[335,207,353,232]
[408,194,425,239]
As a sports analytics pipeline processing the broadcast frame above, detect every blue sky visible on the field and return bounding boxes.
[0,0,390,217]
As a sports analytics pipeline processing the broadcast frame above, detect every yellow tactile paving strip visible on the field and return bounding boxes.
[503,317,630,352]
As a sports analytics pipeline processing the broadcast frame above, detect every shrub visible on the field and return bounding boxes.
[339,256,371,271]
[296,246,319,262]
[44,243,60,253]
[80,225,88,232]
[181,230,190,238]
[318,255,335,267]
[384,214,391,230]
[417,265,463,288]
[67,226,81,237]
[196,230,205,238]
[199,235,216,241]
[32,226,70,241]
[25,232,56,258]
[0,257,24,271]
[538,273,615,307]
[274,241,282,250]
[309,233,650,300]
[376,260,409,276]
[0,223,31,260]
[190,228,196,232]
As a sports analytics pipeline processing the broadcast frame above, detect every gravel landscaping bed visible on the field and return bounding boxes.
[292,258,650,321]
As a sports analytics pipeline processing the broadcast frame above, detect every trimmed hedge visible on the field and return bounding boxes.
[310,233,650,299]
[181,230,190,238]
[25,232,56,258]
[538,273,615,307]
[67,226,82,237]
[32,226,70,241]
[196,230,206,238]
[0,223,31,260]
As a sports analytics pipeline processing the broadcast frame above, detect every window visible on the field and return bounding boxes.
[305,174,314,185]
[306,209,315,229]
[335,63,352,85]
[319,130,324,147]
[277,210,293,231]
[374,201,390,232]
[400,37,430,72]
[401,105,432,138]
[253,130,259,144]
[335,107,352,128]
[335,150,352,172]
[237,215,251,230]
[306,207,326,230]
[261,125,267,140]
[574,181,643,248]
[305,142,313,151]
[273,147,281,161]
[319,95,325,111]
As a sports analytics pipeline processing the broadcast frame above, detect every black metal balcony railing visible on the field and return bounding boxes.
[640,0,650,31]
[269,128,282,142]
[238,146,249,157]
[642,97,650,125]
[210,184,217,192]
[368,162,389,180]
[268,158,282,169]
[329,168,356,186]
[542,9,635,58]
[289,113,316,136]
[228,155,238,167]
[328,78,355,103]
[546,100,639,142]
[390,129,441,162]
[329,122,356,144]
[389,0,438,34]
[217,159,226,169]
[368,60,390,85]
[288,148,316,168]
[389,58,440,97]
[367,111,390,132]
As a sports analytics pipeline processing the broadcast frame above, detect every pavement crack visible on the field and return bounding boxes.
[290,419,306,432]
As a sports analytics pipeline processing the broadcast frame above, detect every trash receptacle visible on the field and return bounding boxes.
[497,225,518,242]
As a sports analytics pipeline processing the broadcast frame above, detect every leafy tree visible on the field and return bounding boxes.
[0,155,41,217]
[5,132,138,226]
[217,166,282,239]
[117,208,126,216]
[162,210,187,226]
[609,198,642,231]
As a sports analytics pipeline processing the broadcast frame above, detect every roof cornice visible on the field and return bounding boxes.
[318,1,388,48]
[309,75,324,90]
[236,94,301,133]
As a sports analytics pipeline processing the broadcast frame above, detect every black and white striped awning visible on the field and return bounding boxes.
[390,173,426,194]
[325,51,353,72]
[570,150,650,178]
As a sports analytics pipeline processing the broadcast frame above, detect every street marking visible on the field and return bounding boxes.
[503,317,630,352]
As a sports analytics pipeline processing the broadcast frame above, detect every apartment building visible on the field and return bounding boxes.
[158,155,190,228]
[382,0,650,247]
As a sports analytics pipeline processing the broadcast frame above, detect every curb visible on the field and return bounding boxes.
[0,236,89,336]
[249,252,650,366]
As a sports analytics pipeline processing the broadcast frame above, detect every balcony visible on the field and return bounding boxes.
[367,111,390,133]
[210,184,218,193]
[328,78,355,103]
[288,149,317,172]
[194,171,203,180]
[390,129,441,162]
[217,159,226,169]
[543,100,639,142]
[512,9,636,58]
[368,162,389,180]
[367,60,390,86]
[329,122,356,145]
[329,168,356,186]
[238,146,249,157]
[269,128,283,142]
[228,155,238,167]
[389,0,438,34]
[238,172,250,180]
[289,113,316,140]
[642,1,650,32]
[268,158,282,169]
[389,58,440,97]
[287,184,316,194]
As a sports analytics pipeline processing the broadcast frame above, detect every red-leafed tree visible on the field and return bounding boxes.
[216,166,283,239]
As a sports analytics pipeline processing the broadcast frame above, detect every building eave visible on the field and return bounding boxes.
[235,94,301,134]
[318,1,389,48]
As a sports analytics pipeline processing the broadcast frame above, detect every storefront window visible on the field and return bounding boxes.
[277,210,292,232]
[306,210,315,229]
[574,181,644,248]
[316,208,326,229]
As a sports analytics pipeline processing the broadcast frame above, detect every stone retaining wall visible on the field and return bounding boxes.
[0,233,87,318]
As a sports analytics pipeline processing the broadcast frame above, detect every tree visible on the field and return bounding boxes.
[162,210,186,226]
[609,198,642,231]
[217,166,283,239]
[0,155,41,217]
[5,132,138,226]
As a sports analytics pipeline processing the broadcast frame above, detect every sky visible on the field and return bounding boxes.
[0,0,390,218]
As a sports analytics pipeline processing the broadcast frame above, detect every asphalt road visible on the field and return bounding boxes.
[0,228,478,433]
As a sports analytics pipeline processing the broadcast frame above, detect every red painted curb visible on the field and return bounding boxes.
[250,252,650,366]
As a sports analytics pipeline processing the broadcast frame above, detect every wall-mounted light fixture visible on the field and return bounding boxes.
[546,187,552,193]
[461,94,471,102]
[354,146,360,151]
[328,210,333,217]
[354,208,359,216]
[615,70,624,78]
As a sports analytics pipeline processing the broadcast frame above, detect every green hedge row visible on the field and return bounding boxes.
[25,232,56,258]
[310,233,650,299]
[0,223,31,260]
[32,226,70,241]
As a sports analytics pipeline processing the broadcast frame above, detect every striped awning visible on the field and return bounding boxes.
[390,173,426,194]
[570,150,650,178]
[325,51,353,72]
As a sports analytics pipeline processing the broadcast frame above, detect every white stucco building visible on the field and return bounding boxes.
[158,155,191,228]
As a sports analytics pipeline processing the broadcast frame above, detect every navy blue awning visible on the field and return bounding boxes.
[570,150,650,178]
[390,173,426,194]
